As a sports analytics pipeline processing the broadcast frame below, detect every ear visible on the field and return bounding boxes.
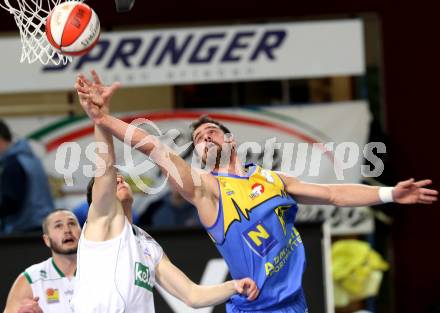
[42,234,51,249]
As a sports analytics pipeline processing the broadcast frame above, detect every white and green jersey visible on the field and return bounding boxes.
[71,218,163,313]
[23,257,75,313]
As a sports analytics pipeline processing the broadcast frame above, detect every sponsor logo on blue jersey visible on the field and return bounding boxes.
[242,221,278,257]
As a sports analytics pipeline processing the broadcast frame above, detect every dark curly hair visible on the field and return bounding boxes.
[189,115,231,141]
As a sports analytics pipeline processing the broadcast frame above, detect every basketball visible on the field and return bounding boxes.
[45,1,100,56]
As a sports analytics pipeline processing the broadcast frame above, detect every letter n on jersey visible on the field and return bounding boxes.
[242,222,277,257]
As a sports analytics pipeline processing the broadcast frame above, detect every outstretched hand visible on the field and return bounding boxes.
[233,278,259,301]
[393,178,438,204]
[75,70,121,123]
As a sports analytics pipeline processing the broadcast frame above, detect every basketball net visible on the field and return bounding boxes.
[0,0,84,65]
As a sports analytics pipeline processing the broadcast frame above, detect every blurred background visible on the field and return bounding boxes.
[0,1,438,313]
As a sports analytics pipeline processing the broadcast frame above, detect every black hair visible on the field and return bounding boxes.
[0,119,12,142]
[189,115,231,141]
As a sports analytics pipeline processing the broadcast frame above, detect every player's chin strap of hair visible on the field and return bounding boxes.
[379,187,394,203]
[115,0,135,12]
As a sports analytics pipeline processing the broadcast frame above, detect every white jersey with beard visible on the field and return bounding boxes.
[71,217,163,313]
[23,258,75,313]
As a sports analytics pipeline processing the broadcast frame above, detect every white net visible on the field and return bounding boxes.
[0,0,84,65]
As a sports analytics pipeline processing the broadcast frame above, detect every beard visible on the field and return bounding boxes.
[49,237,78,255]
[202,142,230,169]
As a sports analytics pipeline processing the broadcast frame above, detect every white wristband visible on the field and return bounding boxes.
[379,187,394,203]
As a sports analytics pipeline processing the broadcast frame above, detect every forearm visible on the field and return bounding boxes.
[88,125,118,220]
[283,175,385,207]
[329,184,382,207]
[186,280,236,308]
[97,114,210,204]
[94,124,116,172]
[98,115,186,189]
[98,114,162,157]
[156,257,238,309]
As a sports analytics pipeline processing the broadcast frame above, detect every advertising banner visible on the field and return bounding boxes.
[0,19,364,93]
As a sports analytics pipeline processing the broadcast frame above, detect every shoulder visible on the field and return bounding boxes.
[198,171,220,197]
[4,273,34,309]
[132,224,159,246]
[23,258,52,284]
[190,168,219,193]
[274,171,300,183]
[271,171,306,195]
[132,225,164,265]
[14,274,33,292]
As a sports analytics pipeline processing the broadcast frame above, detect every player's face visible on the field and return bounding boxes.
[193,123,234,165]
[116,174,133,203]
[45,211,81,255]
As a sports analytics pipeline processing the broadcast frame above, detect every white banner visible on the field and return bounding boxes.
[0,19,364,93]
[5,101,374,234]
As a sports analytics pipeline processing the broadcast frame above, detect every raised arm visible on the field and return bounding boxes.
[155,255,259,308]
[96,115,219,225]
[3,274,42,313]
[75,72,125,241]
[278,174,438,207]
[76,71,219,227]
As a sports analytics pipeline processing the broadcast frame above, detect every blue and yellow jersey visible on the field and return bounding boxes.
[206,164,306,311]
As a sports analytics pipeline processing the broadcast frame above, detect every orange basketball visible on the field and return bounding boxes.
[45,1,100,56]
